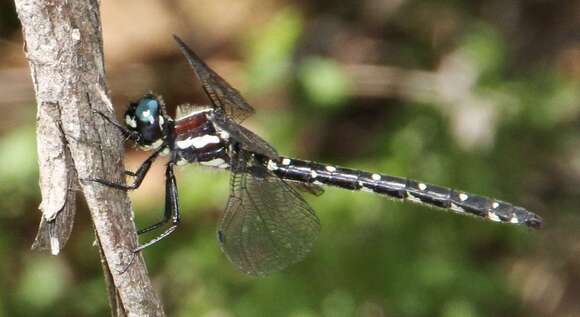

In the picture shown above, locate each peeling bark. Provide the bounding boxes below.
[31,101,77,255]
[14,0,165,316]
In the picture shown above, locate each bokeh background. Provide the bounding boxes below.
[1,1,580,316]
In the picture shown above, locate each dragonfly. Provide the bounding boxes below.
[89,35,543,276]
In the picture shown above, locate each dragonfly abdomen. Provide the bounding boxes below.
[267,157,543,229]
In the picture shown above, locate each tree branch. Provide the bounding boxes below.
[14,1,165,316]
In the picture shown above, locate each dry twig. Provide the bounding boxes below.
[14,1,165,316]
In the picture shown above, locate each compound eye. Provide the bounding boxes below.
[135,97,160,124]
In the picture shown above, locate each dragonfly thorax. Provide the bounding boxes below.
[173,107,231,168]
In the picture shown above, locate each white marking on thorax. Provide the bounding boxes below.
[125,115,137,128]
[216,129,230,140]
[371,173,381,181]
[509,215,519,224]
[492,202,499,209]
[176,135,220,149]
[282,158,291,165]
[459,193,469,201]
[310,170,318,178]
[159,116,165,127]
[418,183,427,191]
[325,166,336,172]
[267,160,279,171]
[200,158,228,168]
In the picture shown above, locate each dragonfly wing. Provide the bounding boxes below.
[290,182,325,196]
[218,150,321,276]
[210,113,278,159]
[173,35,254,123]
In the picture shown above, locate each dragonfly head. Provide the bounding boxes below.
[125,94,169,149]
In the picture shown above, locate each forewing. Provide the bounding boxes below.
[173,35,254,122]
[218,151,321,276]
[210,113,278,159]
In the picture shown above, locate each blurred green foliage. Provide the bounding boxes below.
[244,8,303,93]
[2,1,579,317]
[0,128,38,217]
[298,57,351,108]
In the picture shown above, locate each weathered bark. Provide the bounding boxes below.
[14,1,165,316]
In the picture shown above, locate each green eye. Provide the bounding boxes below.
[136,97,160,124]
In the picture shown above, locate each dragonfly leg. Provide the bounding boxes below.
[85,146,163,190]
[137,178,173,234]
[124,170,137,177]
[93,109,142,143]
[134,162,181,252]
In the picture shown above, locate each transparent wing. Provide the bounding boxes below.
[210,113,278,159]
[218,150,321,276]
[290,182,325,197]
[173,35,254,123]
